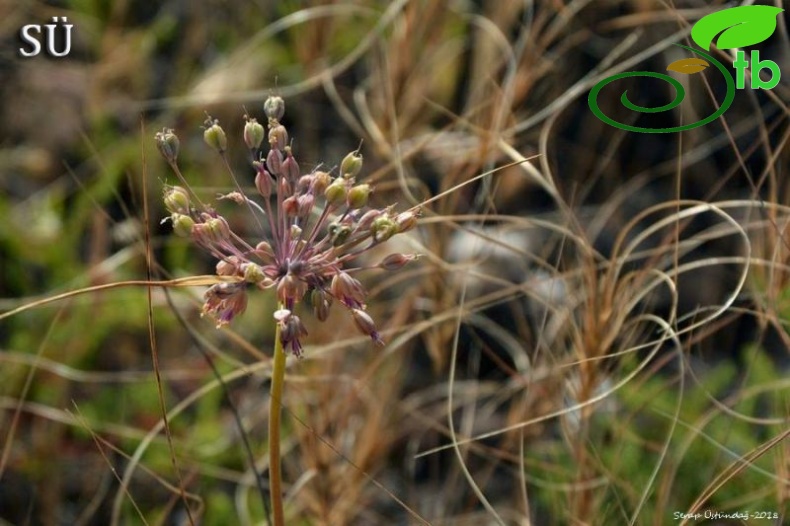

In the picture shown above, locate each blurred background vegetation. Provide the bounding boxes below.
[1,0,789,525]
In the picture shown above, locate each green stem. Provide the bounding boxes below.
[269,315,287,526]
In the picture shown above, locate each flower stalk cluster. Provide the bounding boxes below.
[155,97,419,356]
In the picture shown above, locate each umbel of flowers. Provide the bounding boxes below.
[155,96,418,356]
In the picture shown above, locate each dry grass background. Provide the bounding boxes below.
[1,0,789,525]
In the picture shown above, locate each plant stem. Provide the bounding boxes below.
[269,316,287,526]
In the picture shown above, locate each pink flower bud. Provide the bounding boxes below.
[282,147,300,184]
[216,256,242,276]
[254,241,275,264]
[356,209,382,230]
[297,194,314,218]
[283,195,299,217]
[269,124,288,151]
[395,209,419,232]
[254,163,273,198]
[351,308,384,346]
[267,148,283,176]
[331,272,365,308]
[277,273,306,304]
[379,253,418,271]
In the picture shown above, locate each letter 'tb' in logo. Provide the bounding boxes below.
[589,5,785,133]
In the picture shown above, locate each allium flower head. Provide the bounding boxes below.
[158,97,419,357]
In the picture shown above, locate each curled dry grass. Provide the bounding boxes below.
[1,1,789,525]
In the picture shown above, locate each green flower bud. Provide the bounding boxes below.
[171,213,195,237]
[331,225,352,246]
[370,216,397,242]
[243,117,265,150]
[340,150,363,179]
[243,262,266,283]
[324,180,347,205]
[155,128,180,163]
[264,96,285,121]
[347,184,371,209]
[164,185,190,214]
[205,216,231,242]
[203,119,227,152]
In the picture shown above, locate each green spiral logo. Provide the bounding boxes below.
[588,45,735,134]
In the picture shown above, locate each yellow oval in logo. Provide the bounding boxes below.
[667,57,710,74]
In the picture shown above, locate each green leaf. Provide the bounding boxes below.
[691,5,784,51]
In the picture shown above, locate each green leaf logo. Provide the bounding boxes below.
[691,5,784,51]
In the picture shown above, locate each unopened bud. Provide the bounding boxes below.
[312,171,331,195]
[243,263,266,283]
[264,96,285,121]
[351,308,384,346]
[254,162,273,198]
[203,119,227,153]
[297,194,314,218]
[205,216,231,243]
[310,289,332,322]
[356,209,382,230]
[379,253,418,271]
[283,147,299,183]
[324,180,347,205]
[370,216,397,242]
[216,256,242,276]
[267,148,283,176]
[347,184,371,209]
[331,272,365,307]
[298,174,314,192]
[244,117,265,150]
[395,209,419,232]
[283,195,299,217]
[254,241,275,264]
[155,128,180,163]
[269,124,288,151]
[171,213,195,237]
[331,225,352,246]
[340,150,363,179]
[277,273,306,304]
[164,185,190,214]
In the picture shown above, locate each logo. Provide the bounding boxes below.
[588,5,784,133]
